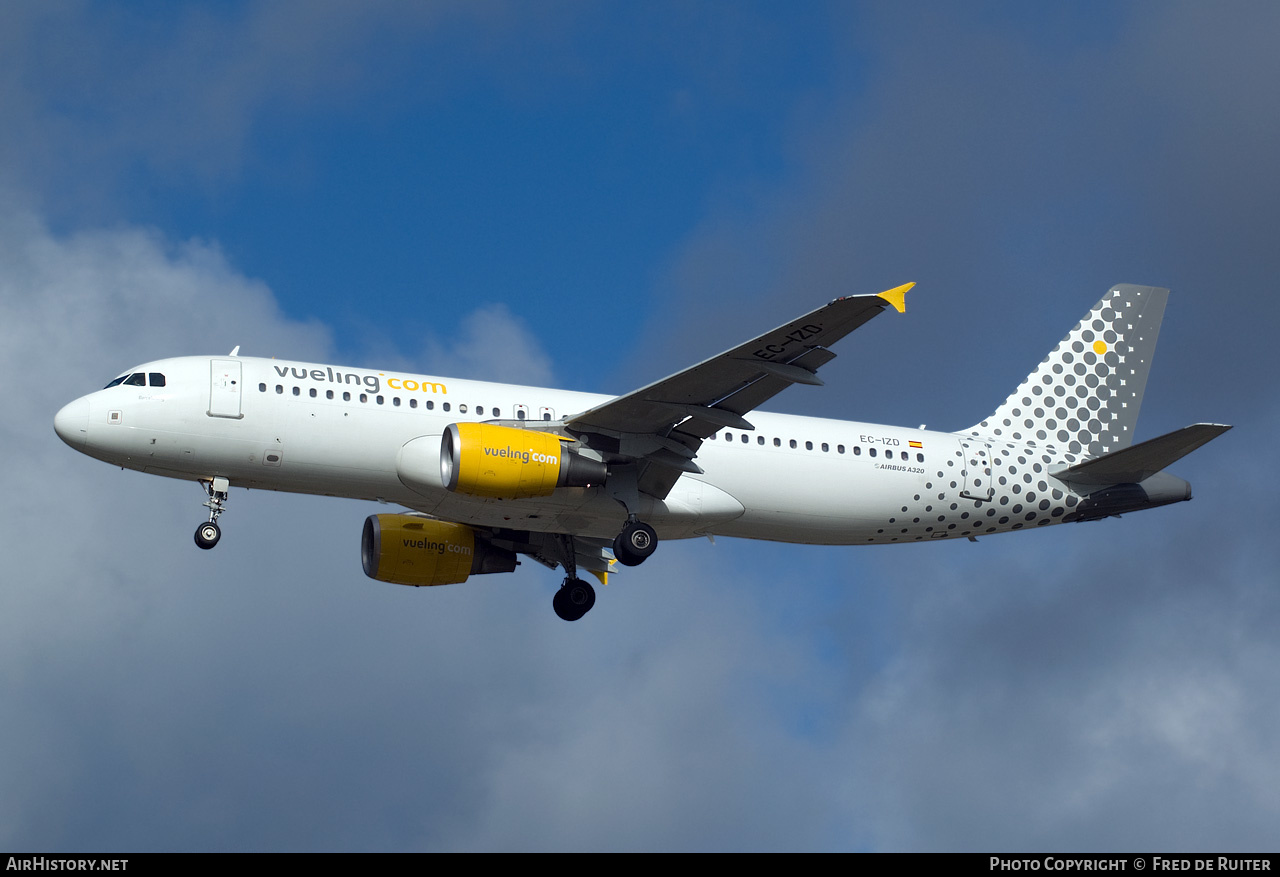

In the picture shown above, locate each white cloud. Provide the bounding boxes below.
[419,303,557,387]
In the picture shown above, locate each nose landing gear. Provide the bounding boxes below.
[194,477,230,550]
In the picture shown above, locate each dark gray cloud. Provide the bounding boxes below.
[613,0,1280,851]
[630,2,1277,428]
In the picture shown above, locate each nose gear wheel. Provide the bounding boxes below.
[194,521,221,549]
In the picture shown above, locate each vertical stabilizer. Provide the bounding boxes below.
[966,284,1168,457]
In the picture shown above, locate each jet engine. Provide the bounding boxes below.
[440,422,607,499]
[361,514,517,587]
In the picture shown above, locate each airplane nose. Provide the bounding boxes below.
[54,397,90,449]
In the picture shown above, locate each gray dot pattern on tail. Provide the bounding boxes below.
[970,286,1162,458]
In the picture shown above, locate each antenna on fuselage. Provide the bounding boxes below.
[228,346,240,356]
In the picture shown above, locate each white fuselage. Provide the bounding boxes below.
[55,355,1111,546]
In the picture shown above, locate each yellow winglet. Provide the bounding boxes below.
[876,282,915,314]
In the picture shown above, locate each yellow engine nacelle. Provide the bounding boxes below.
[440,422,607,499]
[361,514,516,587]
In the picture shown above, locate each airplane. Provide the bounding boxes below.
[54,283,1230,621]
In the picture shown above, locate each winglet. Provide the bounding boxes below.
[876,282,914,314]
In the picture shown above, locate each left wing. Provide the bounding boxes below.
[564,283,913,498]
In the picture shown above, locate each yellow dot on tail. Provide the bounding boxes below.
[1093,340,1107,355]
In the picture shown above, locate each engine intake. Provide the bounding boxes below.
[361,514,516,586]
[440,422,607,498]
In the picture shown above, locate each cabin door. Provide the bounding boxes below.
[960,440,993,500]
[208,360,243,419]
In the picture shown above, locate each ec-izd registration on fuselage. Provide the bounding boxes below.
[55,283,1231,621]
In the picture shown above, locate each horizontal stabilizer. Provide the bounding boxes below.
[1051,423,1231,488]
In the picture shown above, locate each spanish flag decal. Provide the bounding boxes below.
[909,441,923,449]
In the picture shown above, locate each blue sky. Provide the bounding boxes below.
[3,1,1278,852]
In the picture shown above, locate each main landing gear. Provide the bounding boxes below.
[550,519,657,621]
[194,477,229,550]
[552,533,597,622]
[553,578,596,622]
[612,518,657,567]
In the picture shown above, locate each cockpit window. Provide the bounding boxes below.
[105,372,166,389]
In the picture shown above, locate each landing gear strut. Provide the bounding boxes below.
[552,533,596,621]
[195,477,229,550]
[613,518,657,567]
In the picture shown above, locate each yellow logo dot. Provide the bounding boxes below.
[1093,340,1107,355]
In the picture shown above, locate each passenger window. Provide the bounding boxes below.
[854,446,862,455]
[741,434,748,444]
[789,439,797,449]
[837,445,845,454]
[442,402,450,412]
[309,388,317,398]
[293,387,300,396]
[870,447,877,457]
[410,398,418,409]
[725,432,733,442]
[326,390,334,400]
[343,391,351,402]
[773,437,781,447]
[360,393,368,403]
[543,412,551,421]
[259,383,267,392]
[516,409,526,420]
[757,436,765,445]
[805,441,813,451]
[460,404,468,414]
[376,395,384,405]
[393,397,401,407]
[276,385,284,394]
[917,453,924,462]
[491,408,500,418]
[124,373,145,387]
[148,373,166,387]
[426,400,434,410]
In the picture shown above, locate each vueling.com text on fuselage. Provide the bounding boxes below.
[271,364,447,396]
